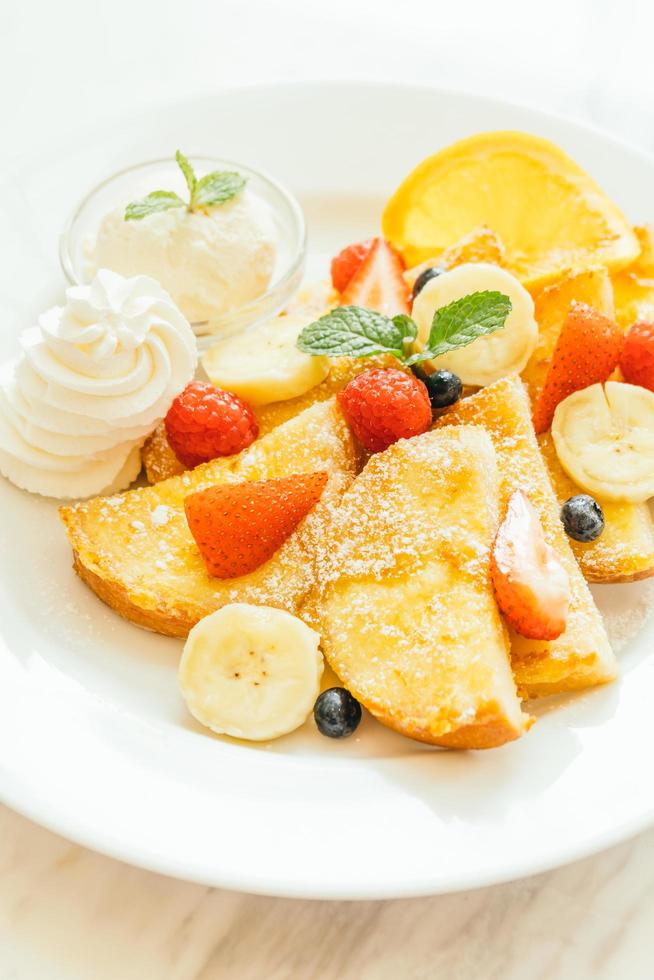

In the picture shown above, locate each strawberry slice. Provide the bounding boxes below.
[532,302,624,433]
[331,239,375,293]
[340,237,410,316]
[184,472,328,579]
[491,490,570,641]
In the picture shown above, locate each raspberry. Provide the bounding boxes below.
[337,368,432,453]
[184,472,328,578]
[165,382,258,469]
[620,321,654,392]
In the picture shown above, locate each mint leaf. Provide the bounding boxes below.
[296,292,512,367]
[297,306,414,358]
[124,151,246,220]
[175,149,196,198]
[124,190,186,221]
[407,290,512,365]
[192,171,246,209]
[391,314,418,345]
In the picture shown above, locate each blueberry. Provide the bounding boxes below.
[422,369,462,409]
[560,494,605,542]
[411,266,445,301]
[314,687,362,738]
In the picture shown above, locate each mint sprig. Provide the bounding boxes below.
[125,150,246,221]
[297,291,511,367]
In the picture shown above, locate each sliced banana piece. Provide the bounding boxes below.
[552,381,654,503]
[412,263,538,386]
[201,314,331,406]
[179,603,324,741]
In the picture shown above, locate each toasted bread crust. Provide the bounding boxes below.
[71,551,193,637]
[436,376,618,699]
[313,427,531,749]
[62,400,359,637]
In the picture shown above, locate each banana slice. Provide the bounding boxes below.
[179,603,324,741]
[201,314,331,406]
[412,263,538,386]
[552,381,654,503]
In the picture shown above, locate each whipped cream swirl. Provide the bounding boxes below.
[0,269,197,498]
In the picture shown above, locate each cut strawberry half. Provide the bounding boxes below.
[491,490,570,641]
[184,471,328,579]
[339,237,410,316]
[330,239,375,294]
[532,302,624,433]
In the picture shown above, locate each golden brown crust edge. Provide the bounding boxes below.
[72,551,194,637]
[360,697,531,750]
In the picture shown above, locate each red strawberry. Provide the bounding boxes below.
[331,239,375,293]
[532,303,624,433]
[620,320,654,391]
[340,238,410,316]
[337,367,432,453]
[491,490,570,641]
[184,472,328,578]
[165,382,258,469]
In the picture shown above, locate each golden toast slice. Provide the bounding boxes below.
[435,376,617,698]
[538,430,654,583]
[311,426,531,749]
[142,353,400,485]
[61,400,358,638]
[524,267,654,583]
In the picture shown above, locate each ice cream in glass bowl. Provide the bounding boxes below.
[60,153,306,346]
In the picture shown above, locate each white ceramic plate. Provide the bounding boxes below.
[2,83,654,900]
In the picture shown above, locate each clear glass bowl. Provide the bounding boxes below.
[59,157,306,347]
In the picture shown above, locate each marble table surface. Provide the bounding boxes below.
[2,1,654,976]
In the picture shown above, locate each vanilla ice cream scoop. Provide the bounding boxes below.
[0,269,197,499]
[93,189,277,323]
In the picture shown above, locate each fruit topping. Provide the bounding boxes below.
[382,131,639,287]
[552,381,654,503]
[412,263,536,386]
[421,369,462,409]
[531,302,624,434]
[336,368,431,452]
[331,238,375,293]
[491,489,570,641]
[314,687,362,738]
[411,266,445,301]
[184,471,328,578]
[201,313,331,406]
[179,604,324,741]
[620,320,654,392]
[560,494,605,543]
[165,381,259,469]
[339,237,410,316]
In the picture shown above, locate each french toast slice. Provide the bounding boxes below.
[61,400,358,638]
[435,376,617,698]
[311,426,531,749]
[142,353,401,485]
[523,267,654,583]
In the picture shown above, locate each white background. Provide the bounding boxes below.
[2,1,654,977]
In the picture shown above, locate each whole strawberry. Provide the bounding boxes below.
[620,321,654,391]
[185,471,328,578]
[337,368,432,452]
[165,381,258,469]
[532,302,623,434]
